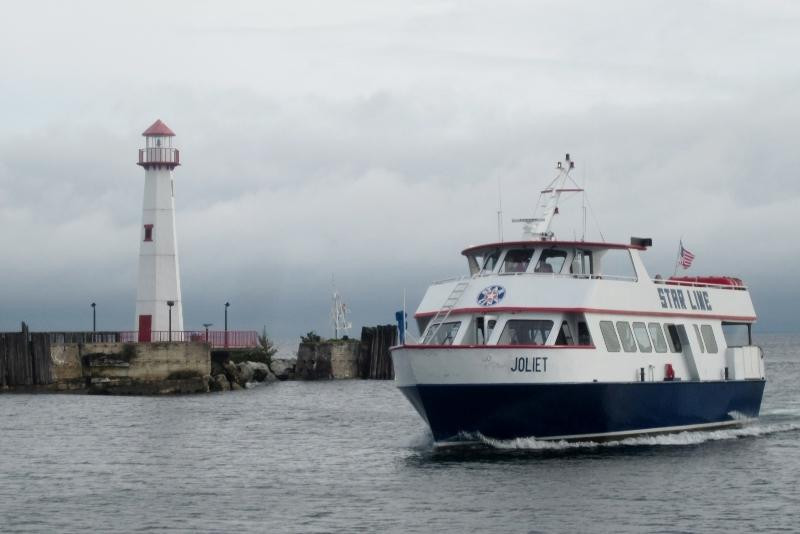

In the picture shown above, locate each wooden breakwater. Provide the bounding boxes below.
[0,323,53,388]
[359,325,397,380]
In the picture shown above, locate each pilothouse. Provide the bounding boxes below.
[391,154,765,443]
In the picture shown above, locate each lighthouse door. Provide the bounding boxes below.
[138,315,152,342]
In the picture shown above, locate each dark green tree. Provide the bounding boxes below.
[257,326,278,364]
[301,331,322,343]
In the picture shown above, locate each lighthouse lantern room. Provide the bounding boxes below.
[135,119,184,341]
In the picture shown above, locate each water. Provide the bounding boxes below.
[1,334,799,533]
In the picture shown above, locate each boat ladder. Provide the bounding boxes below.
[423,280,470,343]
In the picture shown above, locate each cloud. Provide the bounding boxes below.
[0,0,798,339]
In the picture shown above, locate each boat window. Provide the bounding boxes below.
[693,324,706,353]
[473,317,496,345]
[466,254,482,275]
[498,320,554,345]
[501,249,535,273]
[422,322,461,345]
[481,250,502,273]
[664,324,682,353]
[631,322,652,353]
[616,321,637,352]
[475,317,486,344]
[577,322,592,345]
[722,322,750,347]
[535,250,567,274]
[555,321,575,346]
[648,323,668,353]
[486,319,497,343]
[570,250,593,276]
[700,325,718,353]
[599,321,621,352]
[598,249,637,281]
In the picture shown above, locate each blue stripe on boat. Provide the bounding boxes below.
[399,380,766,442]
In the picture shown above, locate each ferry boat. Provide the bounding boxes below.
[391,154,765,443]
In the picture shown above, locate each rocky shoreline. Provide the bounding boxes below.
[1,325,398,395]
[208,357,297,391]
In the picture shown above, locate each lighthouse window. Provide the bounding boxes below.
[143,224,153,242]
[535,250,567,274]
[615,321,637,353]
[498,320,554,345]
[632,322,652,353]
[648,323,668,353]
[501,249,535,273]
[599,321,621,352]
[700,325,718,353]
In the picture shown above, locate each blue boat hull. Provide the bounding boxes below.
[399,380,766,442]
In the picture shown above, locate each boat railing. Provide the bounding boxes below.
[652,278,748,291]
[431,272,638,285]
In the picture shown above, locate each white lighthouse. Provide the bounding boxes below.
[135,119,184,341]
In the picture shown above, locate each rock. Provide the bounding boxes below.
[269,358,297,380]
[209,374,230,392]
[222,359,243,385]
[251,362,277,382]
[236,362,255,383]
[231,382,244,391]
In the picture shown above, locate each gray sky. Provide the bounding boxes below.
[1,0,798,345]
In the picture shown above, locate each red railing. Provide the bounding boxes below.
[46,331,258,347]
[122,330,258,348]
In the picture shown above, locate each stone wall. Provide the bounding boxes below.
[296,340,360,380]
[80,341,211,394]
[50,343,84,390]
[331,341,360,378]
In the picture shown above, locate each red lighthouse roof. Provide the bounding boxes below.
[142,119,175,137]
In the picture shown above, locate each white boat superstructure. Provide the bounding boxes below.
[391,155,765,442]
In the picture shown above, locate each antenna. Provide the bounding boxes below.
[512,153,583,241]
[497,175,504,242]
[581,157,587,241]
[330,276,352,339]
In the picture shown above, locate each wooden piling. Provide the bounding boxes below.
[358,324,397,380]
[0,323,54,387]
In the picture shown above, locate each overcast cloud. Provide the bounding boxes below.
[1,0,798,346]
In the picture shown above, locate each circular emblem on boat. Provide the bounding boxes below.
[477,285,506,307]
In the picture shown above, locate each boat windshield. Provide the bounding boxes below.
[466,254,483,275]
[481,250,502,273]
[498,320,554,345]
[535,250,567,273]
[501,249,535,273]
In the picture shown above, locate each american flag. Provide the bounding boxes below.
[678,241,695,269]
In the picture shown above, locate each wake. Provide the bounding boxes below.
[476,420,800,450]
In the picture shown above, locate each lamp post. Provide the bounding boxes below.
[91,302,96,333]
[224,302,230,347]
[167,300,175,342]
[203,323,213,344]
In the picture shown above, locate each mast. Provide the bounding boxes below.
[513,153,584,241]
[330,282,352,339]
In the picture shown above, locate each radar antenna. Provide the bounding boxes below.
[513,153,584,241]
[330,279,352,339]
